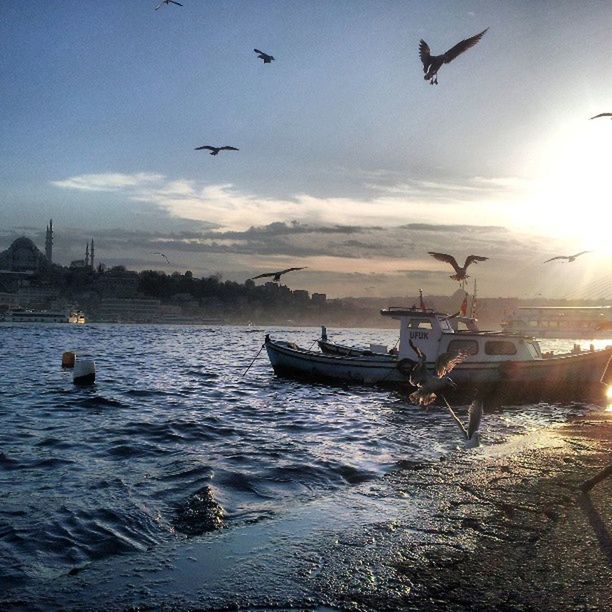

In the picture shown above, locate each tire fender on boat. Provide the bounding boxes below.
[396,358,417,377]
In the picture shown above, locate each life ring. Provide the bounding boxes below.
[396,358,416,377]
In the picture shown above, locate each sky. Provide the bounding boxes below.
[1,0,611,299]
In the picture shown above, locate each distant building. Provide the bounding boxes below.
[0,236,52,273]
[96,297,160,323]
[292,289,310,302]
[312,293,327,305]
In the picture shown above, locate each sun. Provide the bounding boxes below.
[521,120,612,256]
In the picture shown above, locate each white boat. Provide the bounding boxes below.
[501,306,612,339]
[264,307,612,402]
[2,308,69,323]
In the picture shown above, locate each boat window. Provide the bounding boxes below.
[485,340,517,355]
[407,319,433,330]
[447,339,479,355]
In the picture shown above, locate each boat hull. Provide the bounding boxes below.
[266,338,612,403]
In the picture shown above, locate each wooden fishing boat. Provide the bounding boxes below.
[265,308,612,402]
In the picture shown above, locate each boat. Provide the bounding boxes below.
[2,308,69,323]
[501,306,612,339]
[264,307,612,402]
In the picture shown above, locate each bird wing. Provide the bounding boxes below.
[442,28,488,64]
[219,146,239,151]
[590,113,612,119]
[254,48,265,55]
[571,250,590,259]
[408,338,426,362]
[543,256,566,263]
[195,145,216,151]
[249,272,276,280]
[464,255,488,268]
[428,252,461,274]
[169,0,183,5]
[418,40,431,70]
[467,400,483,440]
[278,267,307,275]
[436,351,467,378]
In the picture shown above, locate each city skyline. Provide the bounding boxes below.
[1,1,611,299]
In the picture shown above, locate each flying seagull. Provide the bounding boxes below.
[254,48,275,64]
[428,252,488,283]
[442,397,483,448]
[589,113,612,120]
[419,28,488,84]
[152,251,171,265]
[407,339,468,406]
[249,267,307,283]
[194,145,239,156]
[155,0,183,10]
[543,251,591,263]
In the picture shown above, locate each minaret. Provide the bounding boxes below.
[90,239,95,270]
[45,219,53,262]
[85,242,89,267]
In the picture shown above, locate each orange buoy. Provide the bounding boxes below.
[62,351,76,368]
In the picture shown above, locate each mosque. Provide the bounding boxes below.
[0,220,95,274]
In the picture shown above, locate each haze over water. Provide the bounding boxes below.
[1,323,608,607]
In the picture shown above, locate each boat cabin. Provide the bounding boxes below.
[380,307,542,363]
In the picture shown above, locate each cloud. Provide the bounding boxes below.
[51,172,164,192]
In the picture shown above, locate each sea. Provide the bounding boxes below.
[0,323,610,609]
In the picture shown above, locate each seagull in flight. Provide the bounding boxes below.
[155,0,183,10]
[543,251,591,263]
[589,113,612,120]
[419,28,488,84]
[153,252,171,265]
[428,252,488,283]
[249,267,307,283]
[442,397,483,448]
[407,340,468,406]
[195,145,239,156]
[254,48,275,64]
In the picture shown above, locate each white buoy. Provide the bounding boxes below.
[73,358,95,385]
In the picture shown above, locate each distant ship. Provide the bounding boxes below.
[501,306,612,339]
[2,308,69,323]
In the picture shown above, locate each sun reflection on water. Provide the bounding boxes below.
[606,385,612,412]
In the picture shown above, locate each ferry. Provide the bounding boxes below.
[2,308,69,323]
[501,306,612,339]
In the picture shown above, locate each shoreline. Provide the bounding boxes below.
[2,409,610,610]
[309,409,612,611]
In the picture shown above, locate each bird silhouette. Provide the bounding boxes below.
[155,0,183,10]
[428,252,488,283]
[419,28,488,84]
[407,340,468,406]
[194,145,239,156]
[152,252,171,265]
[249,267,307,283]
[589,113,612,120]
[442,397,483,448]
[254,48,275,64]
[543,251,591,263]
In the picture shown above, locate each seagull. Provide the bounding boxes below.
[155,0,183,10]
[419,28,488,85]
[428,252,488,283]
[543,251,591,263]
[195,145,239,156]
[152,252,171,265]
[254,48,275,64]
[589,113,612,120]
[407,339,467,406]
[249,267,307,283]
[442,397,483,448]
